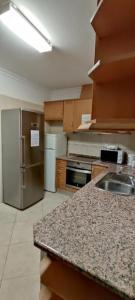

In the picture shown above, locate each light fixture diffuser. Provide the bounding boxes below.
[0,1,52,53]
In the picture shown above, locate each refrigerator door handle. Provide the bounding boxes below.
[21,135,26,167]
[21,168,26,189]
[24,162,44,168]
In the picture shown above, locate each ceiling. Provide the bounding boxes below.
[0,0,96,89]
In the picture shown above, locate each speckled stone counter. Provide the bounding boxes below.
[56,154,100,165]
[34,164,135,300]
[56,154,124,168]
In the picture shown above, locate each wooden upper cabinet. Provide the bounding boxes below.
[63,100,74,132]
[63,99,92,132]
[89,0,135,131]
[44,101,64,121]
[91,0,135,38]
[73,99,92,131]
[80,84,93,99]
[88,52,135,84]
[44,97,93,132]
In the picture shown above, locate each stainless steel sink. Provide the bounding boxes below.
[95,172,135,196]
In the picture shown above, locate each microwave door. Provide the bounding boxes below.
[101,150,118,163]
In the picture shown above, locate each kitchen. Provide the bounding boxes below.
[0,0,135,300]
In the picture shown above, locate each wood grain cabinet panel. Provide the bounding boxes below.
[41,257,121,300]
[80,84,93,99]
[63,100,74,132]
[73,99,92,131]
[44,101,64,121]
[89,0,135,131]
[63,99,92,133]
[92,165,107,179]
[56,159,67,189]
[56,159,78,193]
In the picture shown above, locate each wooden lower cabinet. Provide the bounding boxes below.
[40,286,62,300]
[92,165,107,179]
[40,256,121,300]
[56,159,67,189]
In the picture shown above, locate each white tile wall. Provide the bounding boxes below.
[45,122,63,133]
[68,132,135,157]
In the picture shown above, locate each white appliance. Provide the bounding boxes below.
[44,133,67,192]
[127,153,135,167]
[101,149,125,164]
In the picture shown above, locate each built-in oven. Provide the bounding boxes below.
[66,161,91,188]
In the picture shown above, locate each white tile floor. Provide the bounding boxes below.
[0,191,72,300]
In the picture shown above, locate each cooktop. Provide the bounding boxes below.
[68,154,99,164]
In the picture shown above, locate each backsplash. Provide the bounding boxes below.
[45,121,63,133]
[68,132,135,157]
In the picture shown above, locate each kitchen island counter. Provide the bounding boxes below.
[34,164,135,300]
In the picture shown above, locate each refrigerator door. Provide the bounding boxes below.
[21,163,44,209]
[45,133,57,150]
[45,149,56,192]
[45,133,67,154]
[21,110,44,208]
[21,110,44,167]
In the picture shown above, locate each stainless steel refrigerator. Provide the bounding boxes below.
[1,109,44,209]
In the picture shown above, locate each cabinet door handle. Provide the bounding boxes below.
[21,136,26,167]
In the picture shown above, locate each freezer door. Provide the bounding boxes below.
[21,163,44,209]
[21,110,44,166]
[45,133,67,154]
[45,149,56,192]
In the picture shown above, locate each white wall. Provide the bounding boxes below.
[48,86,81,101]
[0,67,50,103]
[0,95,43,203]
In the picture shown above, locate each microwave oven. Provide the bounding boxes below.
[100,149,125,164]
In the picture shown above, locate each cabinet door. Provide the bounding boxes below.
[73,99,92,131]
[44,101,64,121]
[63,100,74,132]
[92,165,107,179]
[56,159,67,189]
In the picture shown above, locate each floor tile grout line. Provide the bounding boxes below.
[2,270,40,282]
[0,193,70,289]
[0,214,17,286]
[9,241,35,246]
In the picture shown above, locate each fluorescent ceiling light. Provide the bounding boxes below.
[0,1,52,53]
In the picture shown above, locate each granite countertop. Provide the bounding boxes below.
[56,154,120,168]
[34,164,135,300]
[56,155,100,165]
[57,155,109,166]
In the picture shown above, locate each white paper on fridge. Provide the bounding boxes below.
[30,130,40,147]
[81,114,91,124]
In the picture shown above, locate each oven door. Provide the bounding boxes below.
[66,167,91,188]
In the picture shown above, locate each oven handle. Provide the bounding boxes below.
[66,167,91,174]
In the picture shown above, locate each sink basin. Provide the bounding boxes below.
[95,172,135,196]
